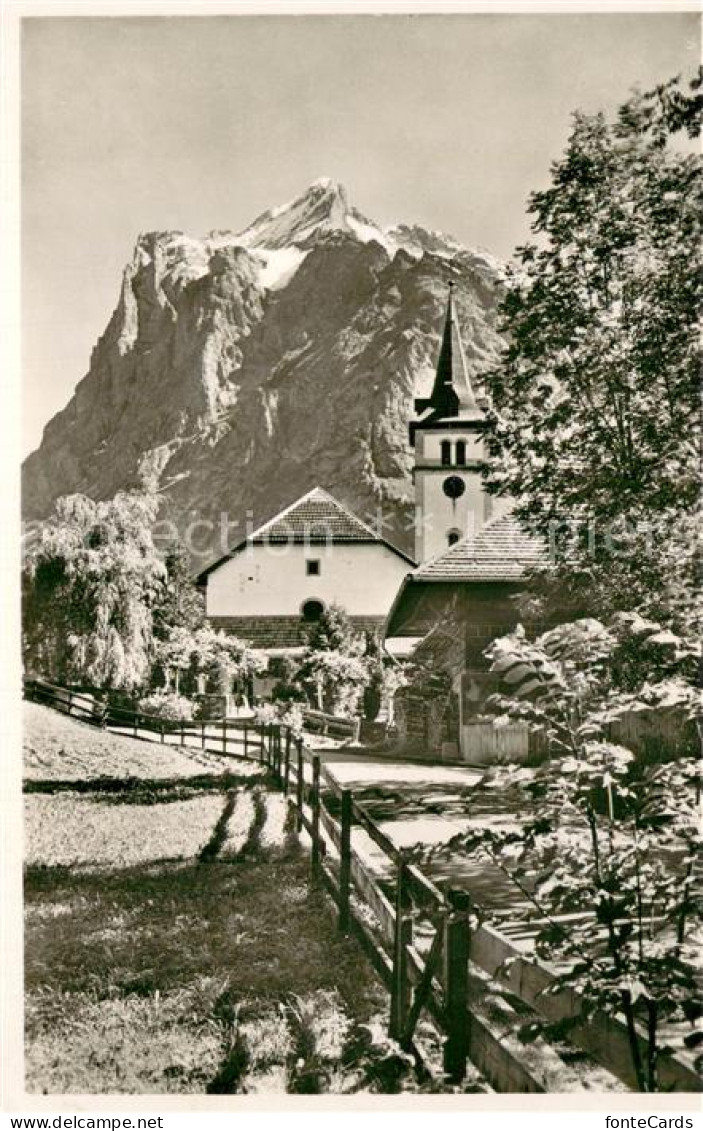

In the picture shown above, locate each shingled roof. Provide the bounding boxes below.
[196,487,415,582]
[251,487,382,543]
[412,514,548,583]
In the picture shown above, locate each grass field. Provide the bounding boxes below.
[24,704,451,1095]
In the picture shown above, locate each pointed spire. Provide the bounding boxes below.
[414,283,479,418]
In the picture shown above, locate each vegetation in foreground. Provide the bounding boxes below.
[23,705,451,1095]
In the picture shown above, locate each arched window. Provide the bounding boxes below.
[447,528,462,547]
[440,440,452,466]
[301,599,325,622]
[456,440,466,466]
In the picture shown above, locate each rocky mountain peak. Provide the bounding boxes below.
[234,176,390,254]
[23,181,507,566]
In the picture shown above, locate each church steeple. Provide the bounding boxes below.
[414,283,480,419]
[409,282,491,563]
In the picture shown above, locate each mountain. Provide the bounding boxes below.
[22,178,506,567]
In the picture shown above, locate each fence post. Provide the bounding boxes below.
[133,711,138,739]
[160,723,165,744]
[283,730,291,795]
[244,722,249,759]
[259,723,265,765]
[201,719,206,750]
[338,789,353,933]
[443,888,471,1085]
[311,754,321,878]
[390,856,414,1040]
[180,719,185,747]
[223,719,227,757]
[296,738,304,833]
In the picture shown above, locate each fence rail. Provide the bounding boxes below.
[23,677,263,758]
[300,707,361,742]
[23,677,700,1093]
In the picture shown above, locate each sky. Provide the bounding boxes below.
[21,10,699,456]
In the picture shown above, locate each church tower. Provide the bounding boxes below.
[410,283,493,563]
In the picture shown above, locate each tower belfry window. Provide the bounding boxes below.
[441,440,452,466]
[456,440,466,466]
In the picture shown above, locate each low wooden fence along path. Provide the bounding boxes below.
[24,677,700,1093]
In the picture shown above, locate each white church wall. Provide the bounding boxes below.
[415,430,483,464]
[206,541,410,618]
[415,468,486,561]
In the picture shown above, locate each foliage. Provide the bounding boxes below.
[153,626,198,693]
[362,632,384,722]
[154,624,263,696]
[295,605,367,716]
[302,604,358,653]
[152,541,204,638]
[297,649,368,717]
[431,615,701,1090]
[138,690,195,723]
[482,71,702,629]
[23,488,165,690]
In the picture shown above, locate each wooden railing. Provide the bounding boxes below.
[24,677,700,1093]
[300,707,361,742]
[257,730,701,1094]
[23,677,263,758]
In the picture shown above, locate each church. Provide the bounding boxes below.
[196,486,415,655]
[196,282,545,755]
[386,280,544,650]
[384,282,547,760]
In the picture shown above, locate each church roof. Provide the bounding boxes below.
[413,514,548,583]
[413,283,484,424]
[195,487,416,582]
[251,487,380,543]
[384,515,549,639]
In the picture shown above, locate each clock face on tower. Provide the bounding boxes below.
[443,475,466,500]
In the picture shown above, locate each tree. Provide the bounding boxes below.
[23,488,165,690]
[153,625,197,693]
[152,541,204,639]
[482,71,702,629]
[303,603,358,653]
[362,631,384,722]
[190,625,264,697]
[297,604,366,715]
[426,616,700,1091]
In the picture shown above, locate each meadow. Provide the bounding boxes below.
[23,703,444,1095]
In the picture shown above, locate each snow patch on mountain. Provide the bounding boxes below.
[254,247,309,291]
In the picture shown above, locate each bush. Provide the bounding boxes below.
[138,691,194,722]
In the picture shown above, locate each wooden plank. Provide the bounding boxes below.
[311,755,321,876]
[401,925,445,1049]
[406,862,444,909]
[314,800,397,947]
[443,889,471,1082]
[390,859,414,1041]
[471,923,701,1092]
[351,799,399,860]
[465,1006,546,1093]
[339,789,352,933]
[296,740,304,833]
[319,763,342,796]
[319,802,341,849]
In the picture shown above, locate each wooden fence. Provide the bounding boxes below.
[300,707,361,743]
[23,677,264,759]
[23,677,700,1093]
